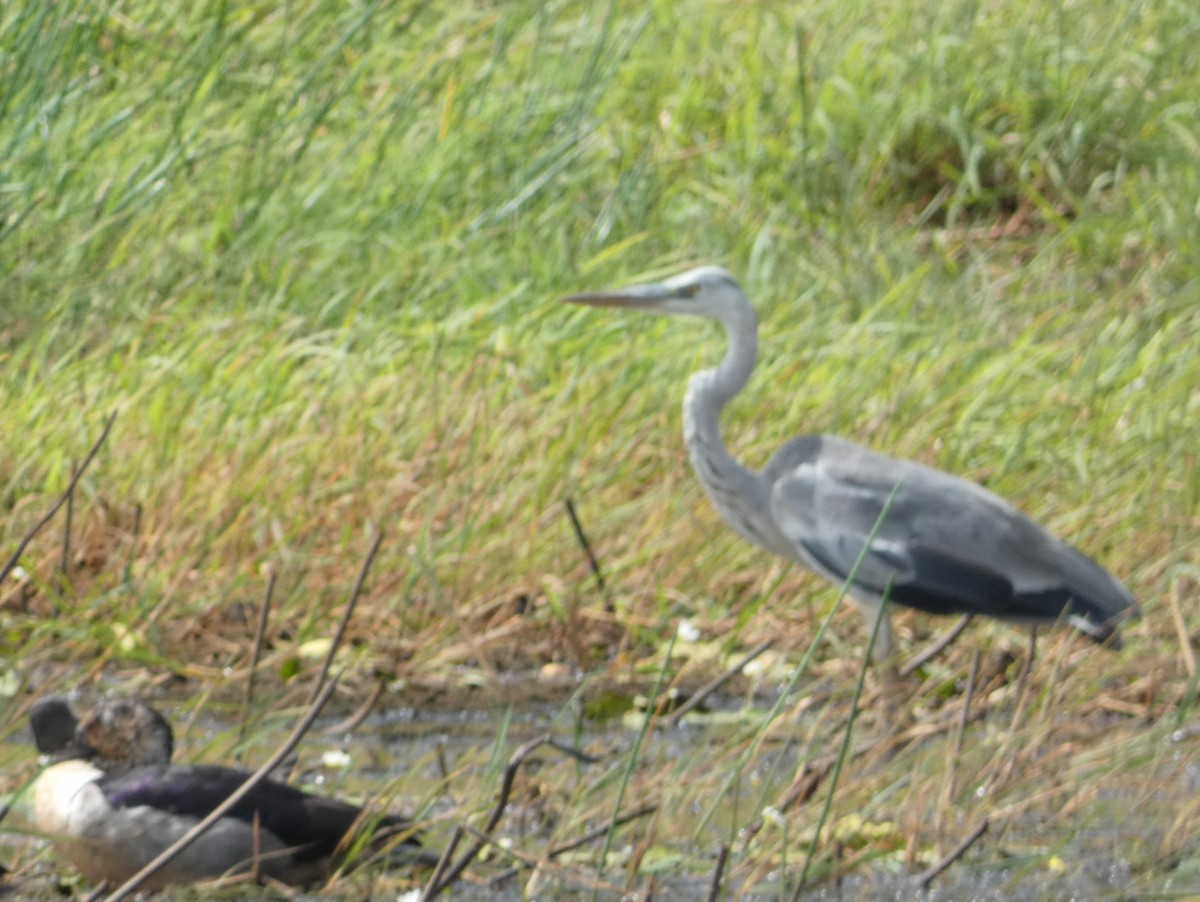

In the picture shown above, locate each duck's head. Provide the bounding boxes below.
[73,698,175,771]
[32,697,175,772]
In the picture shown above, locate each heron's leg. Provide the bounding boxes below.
[852,600,914,721]
[852,598,895,663]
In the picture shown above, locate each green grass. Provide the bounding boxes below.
[2,0,1199,897]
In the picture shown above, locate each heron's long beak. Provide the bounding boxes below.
[561,282,682,310]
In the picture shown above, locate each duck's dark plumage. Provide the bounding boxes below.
[29,696,79,755]
[96,762,409,864]
[21,696,430,889]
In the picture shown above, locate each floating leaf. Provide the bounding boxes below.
[585,690,636,721]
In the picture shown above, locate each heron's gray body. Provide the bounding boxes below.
[567,266,1139,657]
[764,434,1134,647]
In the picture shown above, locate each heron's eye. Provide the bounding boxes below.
[682,284,700,298]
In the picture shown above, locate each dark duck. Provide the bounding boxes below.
[23,696,428,889]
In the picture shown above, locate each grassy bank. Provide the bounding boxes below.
[2,0,1198,896]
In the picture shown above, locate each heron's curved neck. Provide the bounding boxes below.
[684,305,758,434]
[682,303,775,540]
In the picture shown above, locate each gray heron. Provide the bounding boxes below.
[563,266,1139,660]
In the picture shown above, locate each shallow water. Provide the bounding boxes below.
[4,681,1196,900]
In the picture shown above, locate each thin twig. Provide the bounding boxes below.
[983,629,1041,797]
[935,648,981,841]
[546,737,602,765]
[458,823,541,868]
[59,458,76,582]
[307,528,384,706]
[600,630,676,873]
[436,740,450,783]
[422,824,464,900]
[777,760,832,813]
[900,614,972,676]
[1,411,117,585]
[324,678,386,736]
[667,639,774,726]
[917,818,989,888]
[705,844,730,902]
[560,804,657,858]
[942,649,980,807]
[249,811,262,884]
[793,593,889,899]
[1006,627,1038,733]
[564,498,611,612]
[421,734,556,899]
[1169,575,1196,677]
[101,674,343,902]
[237,571,276,765]
[125,503,142,576]
[487,804,658,887]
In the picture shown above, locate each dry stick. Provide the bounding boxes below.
[947,650,981,799]
[546,737,603,765]
[459,824,541,868]
[435,740,450,782]
[705,844,730,902]
[1,411,117,585]
[1033,624,1072,726]
[792,592,890,901]
[900,614,973,677]
[935,649,981,839]
[1168,576,1196,678]
[59,458,76,582]
[237,571,276,766]
[917,818,989,888]
[101,674,343,902]
[126,503,142,573]
[546,804,656,858]
[984,628,1040,797]
[307,528,384,706]
[667,639,774,727]
[600,630,676,879]
[420,734,554,900]
[488,804,658,887]
[249,811,263,885]
[324,678,386,735]
[423,825,464,899]
[1006,627,1038,733]
[564,498,612,612]
[638,877,657,902]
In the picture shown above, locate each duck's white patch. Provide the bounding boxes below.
[27,761,321,889]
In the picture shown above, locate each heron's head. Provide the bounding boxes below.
[561,266,749,321]
[67,698,175,770]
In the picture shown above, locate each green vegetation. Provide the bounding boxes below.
[2,0,1198,897]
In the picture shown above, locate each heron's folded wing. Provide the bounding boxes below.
[768,452,1073,619]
